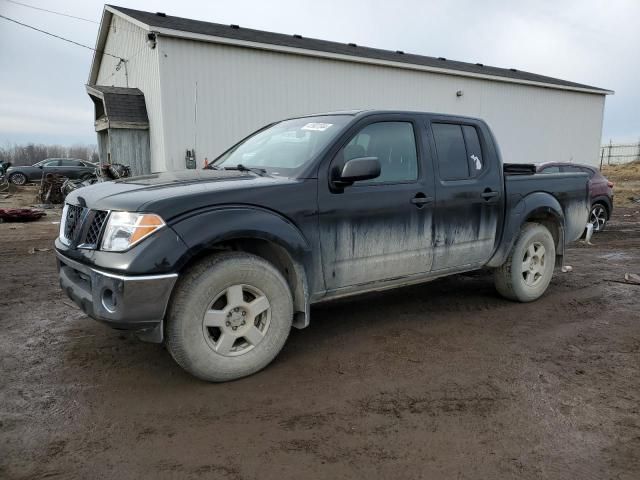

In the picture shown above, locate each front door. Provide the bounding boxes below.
[427,119,503,270]
[318,116,435,291]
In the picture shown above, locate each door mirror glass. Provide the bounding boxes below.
[337,157,381,185]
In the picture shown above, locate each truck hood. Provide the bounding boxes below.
[67,169,299,220]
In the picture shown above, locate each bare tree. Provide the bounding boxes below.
[0,143,98,166]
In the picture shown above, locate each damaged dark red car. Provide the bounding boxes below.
[537,162,614,232]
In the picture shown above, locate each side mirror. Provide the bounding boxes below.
[38,165,44,169]
[334,157,380,187]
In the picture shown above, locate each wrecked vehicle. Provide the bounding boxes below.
[55,110,590,382]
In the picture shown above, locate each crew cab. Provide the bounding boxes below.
[55,111,590,382]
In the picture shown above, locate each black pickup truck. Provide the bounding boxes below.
[56,111,590,382]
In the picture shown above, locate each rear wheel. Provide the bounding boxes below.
[495,222,556,302]
[166,252,293,382]
[589,203,608,232]
[9,172,27,185]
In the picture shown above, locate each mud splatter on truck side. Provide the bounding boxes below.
[56,110,592,381]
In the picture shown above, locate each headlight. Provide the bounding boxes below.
[101,212,165,252]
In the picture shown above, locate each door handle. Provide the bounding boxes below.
[481,189,499,200]
[410,194,433,207]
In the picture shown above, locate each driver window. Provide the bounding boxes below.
[336,121,418,184]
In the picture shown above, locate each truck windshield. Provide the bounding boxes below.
[213,115,352,176]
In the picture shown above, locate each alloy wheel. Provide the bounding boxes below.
[522,242,546,287]
[10,173,26,185]
[202,284,271,357]
[590,205,607,232]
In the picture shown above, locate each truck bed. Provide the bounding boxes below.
[504,171,590,243]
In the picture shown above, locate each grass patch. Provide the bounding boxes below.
[602,161,640,207]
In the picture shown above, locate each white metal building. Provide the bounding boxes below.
[88,5,612,174]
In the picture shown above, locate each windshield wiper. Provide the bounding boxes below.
[222,164,268,176]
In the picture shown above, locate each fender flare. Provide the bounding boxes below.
[170,206,313,328]
[487,192,565,267]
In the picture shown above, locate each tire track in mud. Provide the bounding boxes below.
[1,209,639,479]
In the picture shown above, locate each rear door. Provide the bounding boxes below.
[427,118,503,271]
[59,159,85,178]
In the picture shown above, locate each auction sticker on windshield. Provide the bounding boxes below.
[301,123,333,131]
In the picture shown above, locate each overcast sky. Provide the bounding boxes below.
[0,0,638,147]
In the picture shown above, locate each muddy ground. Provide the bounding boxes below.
[1,198,639,479]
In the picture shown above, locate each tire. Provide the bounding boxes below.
[494,222,556,302]
[9,172,27,185]
[166,252,293,382]
[589,203,608,233]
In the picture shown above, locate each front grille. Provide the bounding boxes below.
[63,204,85,242]
[62,205,109,249]
[84,211,108,246]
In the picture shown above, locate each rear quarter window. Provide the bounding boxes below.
[462,125,483,172]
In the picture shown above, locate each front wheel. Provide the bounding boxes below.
[166,252,293,382]
[494,222,556,302]
[9,172,27,185]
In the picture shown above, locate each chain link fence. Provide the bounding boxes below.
[600,141,640,166]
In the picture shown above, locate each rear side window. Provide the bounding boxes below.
[580,167,596,178]
[540,166,560,174]
[432,123,484,180]
[60,159,81,166]
[432,124,468,180]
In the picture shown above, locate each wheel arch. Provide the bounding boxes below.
[488,192,565,268]
[171,207,313,329]
[9,171,28,183]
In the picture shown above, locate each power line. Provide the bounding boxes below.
[0,13,123,60]
[1,0,98,24]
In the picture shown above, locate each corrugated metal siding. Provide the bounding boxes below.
[157,37,605,170]
[107,129,151,175]
[95,16,165,171]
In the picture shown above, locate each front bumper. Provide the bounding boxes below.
[56,251,178,343]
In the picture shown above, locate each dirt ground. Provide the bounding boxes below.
[1,192,639,479]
